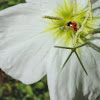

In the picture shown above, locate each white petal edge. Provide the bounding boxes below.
[0,3,55,84]
[26,0,89,11]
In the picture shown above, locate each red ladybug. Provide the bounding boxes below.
[67,21,78,31]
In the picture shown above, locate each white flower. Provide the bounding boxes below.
[0,0,100,100]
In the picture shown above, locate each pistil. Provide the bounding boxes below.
[42,16,63,20]
[74,12,90,46]
[88,0,93,21]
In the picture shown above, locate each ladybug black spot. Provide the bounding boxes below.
[74,28,77,31]
[74,25,76,27]
[74,28,76,30]
[67,21,72,26]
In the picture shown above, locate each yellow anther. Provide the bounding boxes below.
[73,0,76,14]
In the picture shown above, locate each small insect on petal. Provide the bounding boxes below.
[66,21,79,31]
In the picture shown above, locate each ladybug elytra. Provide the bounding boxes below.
[67,21,78,32]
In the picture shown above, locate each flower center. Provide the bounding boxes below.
[42,0,100,75]
[42,0,98,48]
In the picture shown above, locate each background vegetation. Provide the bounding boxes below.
[0,0,25,10]
[0,69,49,100]
[0,0,100,100]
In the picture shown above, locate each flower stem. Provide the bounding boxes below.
[75,43,88,49]
[75,51,88,75]
[88,42,100,53]
[54,43,88,50]
[54,46,73,49]
[55,43,88,75]
[88,0,93,21]
[91,31,100,34]
[59,51,73,73]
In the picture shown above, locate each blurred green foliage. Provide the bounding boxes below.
[0,77,50,100]
[0,0,50,100]
[0,0,25,10]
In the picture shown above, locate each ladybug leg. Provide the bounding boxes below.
[73,0,77,14]
[88,0,93,21]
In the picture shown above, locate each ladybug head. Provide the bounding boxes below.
[66,21,72,26]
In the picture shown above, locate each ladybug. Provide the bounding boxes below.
[67,21,78,32]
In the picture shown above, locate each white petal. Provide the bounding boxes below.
[92,0,100,9]
[77,0,99,8]
[47,34,100,100]
[0,4,54,84]
[47,47,72,100]
[77,0,88,8]
[26,0,99,14]
[93,0,100,18]
[26,0,75,14]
